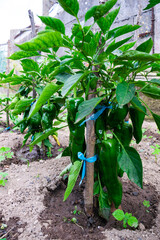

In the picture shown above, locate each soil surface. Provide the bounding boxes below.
[0,115,160,240]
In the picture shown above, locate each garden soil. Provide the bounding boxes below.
[0,115,160,240]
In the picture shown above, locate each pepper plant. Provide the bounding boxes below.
[5,0,160,220]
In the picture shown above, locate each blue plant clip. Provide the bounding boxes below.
[78,152,97,185]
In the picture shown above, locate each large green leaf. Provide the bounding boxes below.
[58,0,79,17]
[0,75,32,85]
[8,50,40,60]
[118,146,143,188]
[108,25,140,39]
[38,16,65,34]
[141,85,160,99]
[98,36,132,61]
[136,38,153,53]
[118,50,160,61]
[12,99,34,115]
[151,112,160,131]
[64,161,83,201]
[61,73,82,96]
[97,8,120,34]
[21,59,40,72]
[119,42,136,52]
[29,127,64,151]
[16,32,63,52]
[61,71,93,97]
[28,83,62,119]
[85,0,117,22]
[116,82,135,106]
[75,97,104,123]
[150,79,160,86]
[130,96,146,114]
[144,0,160,10]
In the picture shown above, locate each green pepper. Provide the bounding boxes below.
[108,104,128,128]
[114,122,133,146]
[98,138,122,209]
[129,106,146,144]
[66,98,85,163]
[20,106,30,133]
[28,111,41,133]
[41,103,57,130]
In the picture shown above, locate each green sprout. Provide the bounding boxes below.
[112,209,138,229]
[150,144,160,163]
[0,147,14,162]
[0,172,8,186]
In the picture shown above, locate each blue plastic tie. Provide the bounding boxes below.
[80,104,112,126]
[78,152,97,185]
[31,135,34,142]
[5,127,10,131]
[125,121,129,124]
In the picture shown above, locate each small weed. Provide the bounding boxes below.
[142,128,147,134]
[0,172,8,186]
[150,144,160,163]
[143,200,150,208]
[143,200,150,213]
[112,209,138,229]
[46,151,53,157]
[0,147,14,162]
[1,223,7,230]
[58,148,63,152]
[73,205,82,215]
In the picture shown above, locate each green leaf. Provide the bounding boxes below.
[141,85,160,99]
[21,59,40,72]
[0,75,32,85]
[75,97,104,123]
[130,96,147,114]
[16,32,63,52]
[64,161,83,201]
[38,16,65,34]
[58,0,79,17]
[116,82,135,106]
[151,112,160,131]
[127,216,138,228]
[29,127,63,151]
[136,38,153,53]
[97,8,120,34]
[112,209,125,221]
[29,82,62,119]
[61,73,82,96]
[12,99,34,115]
[108,25,140,39]
[61,71,93,97]
[82,38,98,57]
[85,0,117,22]
[118,146,143,188]
[98,36,132,61]
[8,50,40,60]
[118,50,160,61]
[119,42,136,52]
[144,0,160,10]
[150,79,160,86]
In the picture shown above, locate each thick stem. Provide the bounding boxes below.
[84,91,96,216]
